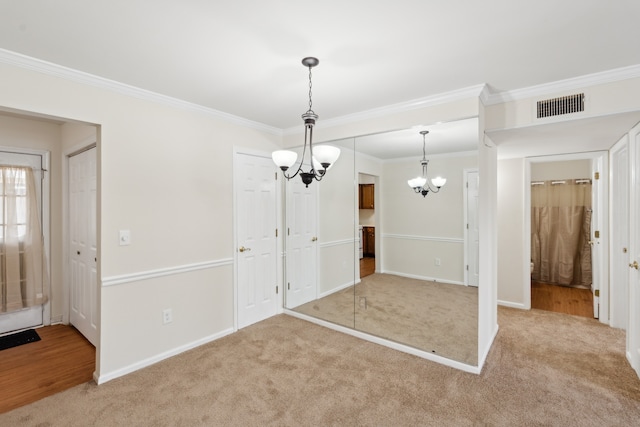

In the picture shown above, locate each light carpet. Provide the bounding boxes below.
[2,307,639,426]
[295,273,478,365]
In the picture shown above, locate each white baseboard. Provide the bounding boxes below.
[95,327,235,384]
[497,300,527,309]
[382,270,464,286]
[284,309,481,374]
[318,280,356,298]
[478,324,499,371]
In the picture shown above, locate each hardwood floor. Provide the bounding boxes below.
[360,256,375,278]
[531,281,594,318]
[0,324,95,414]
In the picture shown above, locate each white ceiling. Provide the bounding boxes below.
[1,1,640,154]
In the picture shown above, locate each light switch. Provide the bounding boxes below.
[119,230,131,246]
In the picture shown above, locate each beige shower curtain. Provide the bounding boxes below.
[1,166,48,313]
[531,180,592,288]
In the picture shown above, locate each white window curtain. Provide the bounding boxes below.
[1,166,48,313]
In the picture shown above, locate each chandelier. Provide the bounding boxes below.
[407,130,446,197]
[272,57,340,187]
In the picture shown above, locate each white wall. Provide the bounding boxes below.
[0,61,282,382]
[531,160,591,181]
[489,76,640,309]
[381,154,478,283]
[497,158,527,307]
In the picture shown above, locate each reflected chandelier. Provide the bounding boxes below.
[407,130,446,197]
[272,57,340,187]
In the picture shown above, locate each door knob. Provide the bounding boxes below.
[77,250,80,255]
[630,260,639,270]
[239,246,251,253]
[311,237,318,242]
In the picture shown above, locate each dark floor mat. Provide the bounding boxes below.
[0,329,41,351]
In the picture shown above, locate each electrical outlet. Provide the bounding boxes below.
[162,308,173,324]
[435,258,441,266]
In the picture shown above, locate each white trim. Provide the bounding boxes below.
[284,85,488,135]
[485,64,640,106]
[0,48,281,136]
[102,259,233,287]
[477,324,499,370]
[284,310,481,374]
[380,270,464,286]
[319,238,355,248]
[95,327,235,384]
[318,280,356,299]
[497,300,527,309]
[383,234,463,244]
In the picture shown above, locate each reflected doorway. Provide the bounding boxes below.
[358,174,376,279]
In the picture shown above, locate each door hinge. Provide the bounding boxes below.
[466,223,469,229]
[466,265,469,271]
[594,289,600,297]
[275,229,278,237]
[594,172,600,180]
[287,282,290,290]
[287,228,290,236]
[275,172,277,180]
[594,230,600,238]
[276,285,279,294]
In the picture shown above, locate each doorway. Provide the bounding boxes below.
[68,146,98,345]
[527,155,606,319]
[0,149,50,335]
[234,151,279,327]
[358,173,376,279]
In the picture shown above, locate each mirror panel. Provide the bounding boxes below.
[286,137,357,329]
[285,118,479,366]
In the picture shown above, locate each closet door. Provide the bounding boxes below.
[69,147,98,346]
[628,127,640,378]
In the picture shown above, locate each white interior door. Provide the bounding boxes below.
[236,153,278,329]
[69,147,98,346]
[465,170,479,287]
[610,137,629,330]
[0,151,47,335]
[628,127,640,378]
[285,176,317,308]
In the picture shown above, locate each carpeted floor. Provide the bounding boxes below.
[2,307,639,426]
[295,273,478,365]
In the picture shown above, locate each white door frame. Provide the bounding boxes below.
[232,147,283,331]
[0,146,51,331]
[524,151,609,323]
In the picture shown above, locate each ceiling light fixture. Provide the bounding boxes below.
[272,57,340,187]
[407,130,446,197]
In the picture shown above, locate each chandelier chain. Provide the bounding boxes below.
[308,66,313,112]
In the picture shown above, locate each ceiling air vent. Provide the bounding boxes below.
[536,93,584,119]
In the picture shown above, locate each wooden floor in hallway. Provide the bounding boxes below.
[0,324,95,414]
[360,256,375,278]
[531,281,594,318]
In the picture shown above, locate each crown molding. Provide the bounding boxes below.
[485,64,640,106]
[0,48,282,136]
[283,84,488,136]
